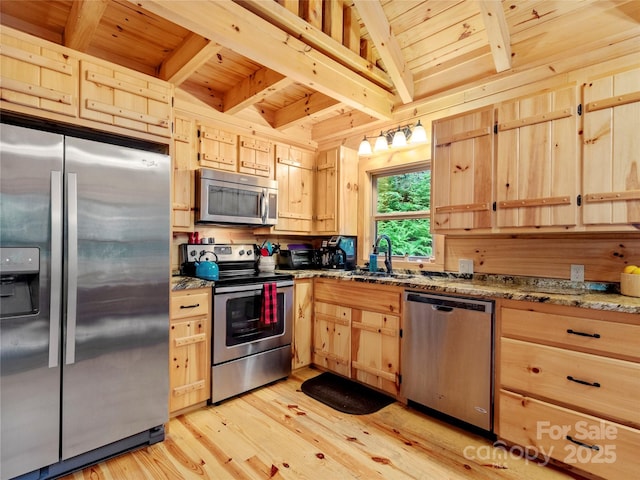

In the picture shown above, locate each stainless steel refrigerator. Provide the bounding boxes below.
[0,122,170,480]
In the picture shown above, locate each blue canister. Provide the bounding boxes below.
[369,253,378,272]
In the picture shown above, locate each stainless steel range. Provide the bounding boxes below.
[180,243,293,403]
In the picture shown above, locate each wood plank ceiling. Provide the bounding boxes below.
[1,0,639,145]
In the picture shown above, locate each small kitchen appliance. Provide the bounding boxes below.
[320,235,357,270]
[278,248,321,270]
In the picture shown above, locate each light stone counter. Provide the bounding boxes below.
[286,269,640,315]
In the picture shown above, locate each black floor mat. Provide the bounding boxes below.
[301,372,395,415]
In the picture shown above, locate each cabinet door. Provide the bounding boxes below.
[583,67,640,227]
[198,123,237,172]
[313,301,351,377]
[292,279,313,369]
[314,148,338,234]
[432,106,493,232]
[169,316,209,413]
[79,60,171,137]
[239,136,273,178]
[275,144,314,233]
[496,87,579,228]
[172,116,195,230]
[337,146,359,236]
[351,310,400,396]
[1,30,78,117]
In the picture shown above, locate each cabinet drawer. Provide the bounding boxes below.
[314,279,402,314]
[500,389,640,480]
[501,338,640,426]
[171,291,210,319]
[502,307,640,362]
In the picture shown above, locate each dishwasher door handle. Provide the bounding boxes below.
[432,305,454,312]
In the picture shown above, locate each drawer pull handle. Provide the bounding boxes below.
[567,375,600,388]
[566,435,600,451]
[567,329,600,338]
[180,303,200,309]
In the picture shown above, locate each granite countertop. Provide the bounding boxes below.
[289,269,640,315]
[171,270,640,314]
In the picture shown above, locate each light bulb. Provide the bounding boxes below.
[410,120,427,144]
[358,136,372,155]
[373,132,389,152]
[392,128,407,147]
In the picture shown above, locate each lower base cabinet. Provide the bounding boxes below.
[498,300,640,479]
[312,279,402,397]
[169,288,211,415]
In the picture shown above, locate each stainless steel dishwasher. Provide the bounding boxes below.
[401,291,494,432]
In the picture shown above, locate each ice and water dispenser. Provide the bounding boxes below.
[0,247,40,318]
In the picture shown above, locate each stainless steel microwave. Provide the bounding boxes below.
[195,169,278,226]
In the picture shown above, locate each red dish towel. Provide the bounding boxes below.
[260,282,278,326]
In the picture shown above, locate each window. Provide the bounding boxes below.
[372,167,432,258]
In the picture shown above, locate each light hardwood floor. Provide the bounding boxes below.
[61,368,581,480]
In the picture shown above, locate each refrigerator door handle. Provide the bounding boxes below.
[65,172,78,365]
[49,171,63,368]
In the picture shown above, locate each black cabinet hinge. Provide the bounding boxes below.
[399,328,403,338]
[493,124,498,134]
[577,194,582,206]
[398,374,402,385]
[197,129,201,138]
[577,104,582,116]
[492,201,497,212]
[197,152,201,161]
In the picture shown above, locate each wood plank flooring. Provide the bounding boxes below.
[60,368,581,480]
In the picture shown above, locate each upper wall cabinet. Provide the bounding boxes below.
[238,136,273,179]
[431,106,494,233]
[197,123,238,172]
[1,30,78,118]
[274,143,315,233]
[315,146,358,236]
[172,115,197,231]
[582,67,640,229]
[495,86,579,229]
[80,61,171,138]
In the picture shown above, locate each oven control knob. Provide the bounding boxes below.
[239,250,245,256]
[246,250,252,256]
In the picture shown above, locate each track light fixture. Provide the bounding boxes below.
[358,120,428,155]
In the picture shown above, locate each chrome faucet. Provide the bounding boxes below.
[374,234,393,274]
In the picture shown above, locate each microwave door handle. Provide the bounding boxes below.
[261,188,268,224]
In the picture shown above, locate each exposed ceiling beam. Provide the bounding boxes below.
[236,0,394,90]
[352,0,414,104]
[273,92,340,130]
[63,0,109,51]
[478,0,512,72]
[133,0,395,120]
[224,67,294,115]
[158,33,224,85]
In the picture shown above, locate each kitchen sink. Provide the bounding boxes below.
[348,271,416,280]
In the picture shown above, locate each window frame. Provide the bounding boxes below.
[357,143,443,271]
[371,166,433,260]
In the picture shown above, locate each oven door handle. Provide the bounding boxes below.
[215,280,294,294]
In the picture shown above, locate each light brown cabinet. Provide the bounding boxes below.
[197,122,238,172]
[274,143,315,233]
[313,279,402,396]
[582,67,640,228]
[498,300,640,479]
[169,288,211,415]
[495,86,579,229]
[79,60,171,138]
[314,146,358,235]
[238,135,273,178]
[292,278,313,370]
[172,115,196,231]
[431,106,493,232]
[1,29,78,118]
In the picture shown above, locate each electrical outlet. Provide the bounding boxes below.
[570,264,584,282]
[459,259,474,274]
